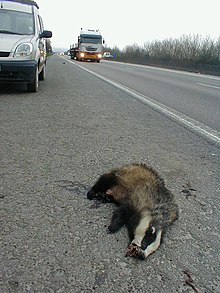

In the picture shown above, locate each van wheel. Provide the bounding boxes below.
[39,64,45,81]
[27,67,39,92]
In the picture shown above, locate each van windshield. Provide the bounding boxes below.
[0,10,34,35]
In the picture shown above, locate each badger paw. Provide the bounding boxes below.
[125,244,145,260]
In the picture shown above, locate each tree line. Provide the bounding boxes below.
[105,35,220,75]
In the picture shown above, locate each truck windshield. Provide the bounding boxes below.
[0,10,34,35]
[81,37,102,44]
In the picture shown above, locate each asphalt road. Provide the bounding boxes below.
[70,59,220,133]
[1,55,220,293]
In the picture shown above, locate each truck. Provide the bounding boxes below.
[69,28,104,63]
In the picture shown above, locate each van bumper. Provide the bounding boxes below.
[0,60,38,83]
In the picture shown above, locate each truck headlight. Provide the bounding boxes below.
[97,54,102,58]
[80,52,85,58]
[14,43,33,57]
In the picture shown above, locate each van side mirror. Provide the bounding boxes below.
[40,30,52,38]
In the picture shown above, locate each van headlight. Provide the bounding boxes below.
[14,43,33,57]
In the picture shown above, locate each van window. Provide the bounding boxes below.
[0,10,34,35]
[39,16,44,32]
[36,15,44,34]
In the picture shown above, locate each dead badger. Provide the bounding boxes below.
[87,163,179,260]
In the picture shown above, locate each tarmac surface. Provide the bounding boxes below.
[0,55,219,292]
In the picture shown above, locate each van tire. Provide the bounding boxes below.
[39,64,45,81]
[27,67,39,92]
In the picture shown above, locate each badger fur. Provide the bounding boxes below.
[87,163,179,260]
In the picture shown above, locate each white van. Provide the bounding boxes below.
[0,0,52,92]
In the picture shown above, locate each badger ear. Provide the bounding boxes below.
[106,189,113,196]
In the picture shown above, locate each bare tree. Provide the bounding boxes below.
[108,34,220,75]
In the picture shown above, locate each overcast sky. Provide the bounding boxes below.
[36,0,220,50]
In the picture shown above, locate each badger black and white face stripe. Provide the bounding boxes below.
[126,228,162,260]
[131,211,152,247]
[125,210,162,260]
[143,229,162,258]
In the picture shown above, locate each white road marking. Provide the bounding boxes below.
[65,58,220,146]
[196,83,220,90]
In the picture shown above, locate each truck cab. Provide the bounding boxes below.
[70,28,104,63]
